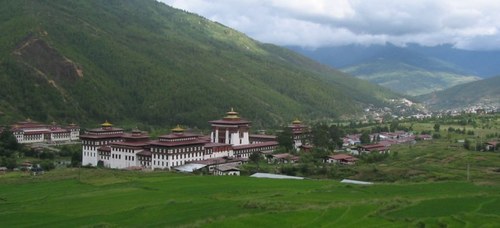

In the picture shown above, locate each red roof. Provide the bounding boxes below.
[486,141,498,146]
[330,154,353,160]
[159,132,200,140]
[149,139,206,147]
[209,119,251,125]
[249,134,277,139]
[97,146,111,152]
[111,141,150,148]
[233,141,278,150]
[204,142,231,148]
[360,144,388,151]
[23,130,51,135]
[137,150,152,156]
[80,133,124,139]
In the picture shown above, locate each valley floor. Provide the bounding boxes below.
[0,168,499,227]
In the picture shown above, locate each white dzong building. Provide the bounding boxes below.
[80,109,278,170]
[149,125,207,170]
[80,121,124,166]
[11,119,80,144]
[209,108,250,146]
[288,119,311,150]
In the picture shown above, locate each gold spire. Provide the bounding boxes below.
[172,124,184,133]
[225,108,240,119]
[292,118,302,125]
[131,127,141,135]
[101,120,113,127]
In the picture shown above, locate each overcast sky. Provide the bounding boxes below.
[158,0,500,50]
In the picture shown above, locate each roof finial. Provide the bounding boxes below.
[101,120,113,128]
[225,108,239,119]
[172,124,184,133]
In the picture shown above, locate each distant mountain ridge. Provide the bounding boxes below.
[0,0,400,128]
[417,75,500,111]
[287,44,498,96]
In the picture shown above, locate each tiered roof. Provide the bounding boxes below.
[209,108,251,125]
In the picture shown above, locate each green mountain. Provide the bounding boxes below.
[417,75,500,111]
[289,44,483,96]
[0,0,400,128]
[343,59,481,96]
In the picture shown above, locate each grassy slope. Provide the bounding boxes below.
[0,169,499,227]
[417,75,500,110]
[343,59,480,96]
[0,0,399,128]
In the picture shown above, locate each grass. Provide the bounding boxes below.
[0,168,499,227]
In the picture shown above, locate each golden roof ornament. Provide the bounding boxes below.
[225,108,240,119]
[101,120,113,127]
[172,124,184,133]
[292,118,302,124]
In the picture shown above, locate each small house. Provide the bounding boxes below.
[326,154,358,165]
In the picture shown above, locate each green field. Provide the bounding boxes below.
[1,168,499,227]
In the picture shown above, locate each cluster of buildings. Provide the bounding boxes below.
[10,119,80,144]
[342,131,417,155]
[80,109,310,173]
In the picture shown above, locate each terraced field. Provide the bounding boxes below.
[1,169,499,227]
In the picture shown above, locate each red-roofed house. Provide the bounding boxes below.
[485,141,498,151]
[326,154,358,165]
[359,144,390,154]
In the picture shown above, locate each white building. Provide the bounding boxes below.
[80,121,124,166]
[11,119,80,144]
[80,109,278,171]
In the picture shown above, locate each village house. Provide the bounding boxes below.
[485,141,498,151]
[326,154,358,165]
[214,164,241,176]
[417,134,433,141]
[358,144,390,154]
[270,153,300,164]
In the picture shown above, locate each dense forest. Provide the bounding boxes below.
[0,0,400,129]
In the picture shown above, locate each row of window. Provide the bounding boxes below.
[111,154,121,159]
[152,146,202,153]
[84,151,96,157]
[114,147,135,153]
[235,146,275,154]
[93,131,123,135]
[153,152,203,160]
[82,139,121,146]
[161,137,196,142]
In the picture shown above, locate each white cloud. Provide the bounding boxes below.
[158,0,500,50]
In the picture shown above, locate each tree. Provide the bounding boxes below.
[0,128,20,157]
[328,125,345,149]
[464,139,471,150]
[277,127,294,151]
[389,120,399,132]
[249,152,262,164]
[71,151,82,167]
[312,123,333,148]
[360,131,371,144]
[434,123,440,132]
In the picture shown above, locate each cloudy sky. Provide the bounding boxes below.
[158,0,500,50]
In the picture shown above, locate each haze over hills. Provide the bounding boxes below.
[0,0,402,128]
[288,44,500,96]
[417,75,500,111]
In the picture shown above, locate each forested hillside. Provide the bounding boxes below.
[417,75,500,110]
[0,0,399,129]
